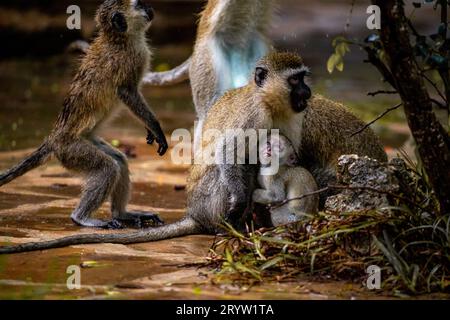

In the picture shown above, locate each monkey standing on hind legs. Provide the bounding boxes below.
[0,0,168,229]
[74,0,274,145]
[0,52,386,254]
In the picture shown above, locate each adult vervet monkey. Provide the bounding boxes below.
[71,0,275,142]
[144,0,274,141]
[0,0,167,229]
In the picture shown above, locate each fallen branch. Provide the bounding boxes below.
[350,103,402,137]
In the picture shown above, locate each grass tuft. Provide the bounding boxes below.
[204,156,450,294]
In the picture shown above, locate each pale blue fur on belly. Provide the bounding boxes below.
[210,36,268,98]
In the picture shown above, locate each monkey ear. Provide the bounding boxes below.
[286,154,299,167]
[111,12,128,33]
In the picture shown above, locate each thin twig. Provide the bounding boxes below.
[430,98,448,109]
[421,72,447,103]
[367,90,398,97]
[268,184,428,212]
[363,46,398,90]
[268,187,329,210]
[350,103,403,137]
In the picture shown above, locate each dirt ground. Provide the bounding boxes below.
[0,132,406,300]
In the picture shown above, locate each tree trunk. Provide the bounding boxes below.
[373,0,450,214]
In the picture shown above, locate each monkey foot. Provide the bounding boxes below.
[71,217,125,229]
[105,219,125,229]
[116,211,164,229]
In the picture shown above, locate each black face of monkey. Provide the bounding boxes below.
[135,0,154,22]
[288,71,311,113]
[255,67,268,87]
[254,63,311,113]
[97,0,154,34]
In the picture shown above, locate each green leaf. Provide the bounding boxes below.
[378,50,388,65]
[336,42,350,56]
[327,53,339,74]
[235,262,261,279]
[332,36,347,47]
[225,248,234,264]
[260,256,284,270]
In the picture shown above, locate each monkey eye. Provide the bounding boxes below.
[255,67,268,87]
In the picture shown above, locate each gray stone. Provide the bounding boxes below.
[324,155,405,213]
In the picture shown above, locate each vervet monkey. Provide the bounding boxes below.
[0,0,167,229]
[253,134,318,226]
[144,0,274,142]
[72,0,274,144]
[0,52,386,254]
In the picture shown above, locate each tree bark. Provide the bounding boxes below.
[373,0,450,214]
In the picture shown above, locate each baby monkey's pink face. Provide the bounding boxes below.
[260,135,299,167]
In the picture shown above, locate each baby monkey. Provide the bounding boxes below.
[0,0,167,229]
[253,134,319,226]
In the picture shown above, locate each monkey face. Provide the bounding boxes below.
[96,0,154,34]
[260,135,299,167]
[130,0,154,23]
[254,52,312,114]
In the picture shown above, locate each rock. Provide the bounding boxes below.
[324,155,407,213]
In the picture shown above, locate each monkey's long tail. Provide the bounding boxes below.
[142,57,191,86]
[0,142,52,187]
[0,218,201,254]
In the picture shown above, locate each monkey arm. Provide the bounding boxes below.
[67,40,90,54]
[118,86,168,156]
[142,57,191,86]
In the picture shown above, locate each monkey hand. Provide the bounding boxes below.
[147,129,168,156]
[156,135,168,156]
[153,130,168,156]
[146,129,155,145]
